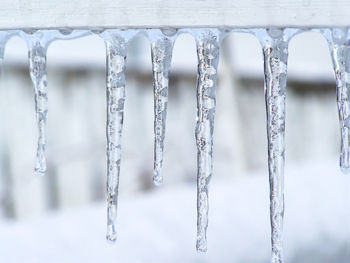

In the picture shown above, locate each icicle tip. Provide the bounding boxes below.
[340,166,350,175]
[153,170,163,186]
[34,170,46,177]
[196,239,207,253]
[106,231,117,244]
[34,157,46,176]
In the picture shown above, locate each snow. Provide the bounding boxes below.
[0,161,349,262]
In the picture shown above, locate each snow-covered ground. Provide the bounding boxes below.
[0,161,349,263]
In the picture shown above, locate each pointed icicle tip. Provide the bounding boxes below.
[34,155,47,176]
[106,226,117,244]
[341,166,350,174]
[153,170,163,186]
[196,237,208,252]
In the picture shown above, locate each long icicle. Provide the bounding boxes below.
[102,31,128,243]
[260,28,289,263]
[194,29,220,252]
[326,28,350,174]
[28,38,49,177]
[150,30,176,185]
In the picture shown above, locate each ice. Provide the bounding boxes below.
[148,29,177,186]
[0,31,15,74]
[324,28,350,174]
[192,29,222,252]
[0,27,348,258]
[20,30,89,176]
[100,30,137,243]
[254,28,297,263]
[22,31,50,177]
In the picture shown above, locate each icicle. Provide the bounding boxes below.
[0,31,14,77]
[0,34,7,73]
[25,34,49,177]
[23,30,91,176]
[100,30,134,243]
[324,28,350,174]
[193,29,221,252]
[256,28,292,263]
[149,29,177,186]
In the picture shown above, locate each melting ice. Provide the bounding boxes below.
[21,30,88,176]
[100,30,137,242]
[325,28,350,174]
[0,27,348,259]
[193,29,221,252]
[255,28,290,263]
[23,32,49,176]
[149,29,177,185]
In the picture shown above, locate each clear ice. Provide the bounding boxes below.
[193,29,221,252]
[101,30,134,243]
[256,28,292,263]
[21,30,88,176]
[1,27,347,256]
[0,32,12,73]
[26,34,49,176]
[149,29,177,185]
[325,28,350,174]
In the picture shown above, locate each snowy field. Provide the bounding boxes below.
[0,161,349,263]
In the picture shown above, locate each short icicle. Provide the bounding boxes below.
[23,30,92,176]
[149,29,177,186]
[325,28,350,174]
[257,28,291,263]
[25,33,49,176]
[101,30,133,243]
[193,29,221,252]
[0,36,5,66]
[0,31,18,84]
[0,32,13,75]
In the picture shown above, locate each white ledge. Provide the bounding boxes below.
[0,0,349,29]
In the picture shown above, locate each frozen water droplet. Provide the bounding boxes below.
[160,28,178,37]
[193,29,221,252]
[257,28,291,263]
[325,28,350,174]
[58,28,73,36]
[150,34,174,186]
[267,28,284,39]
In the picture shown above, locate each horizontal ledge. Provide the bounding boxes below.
[0,0,349,29]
